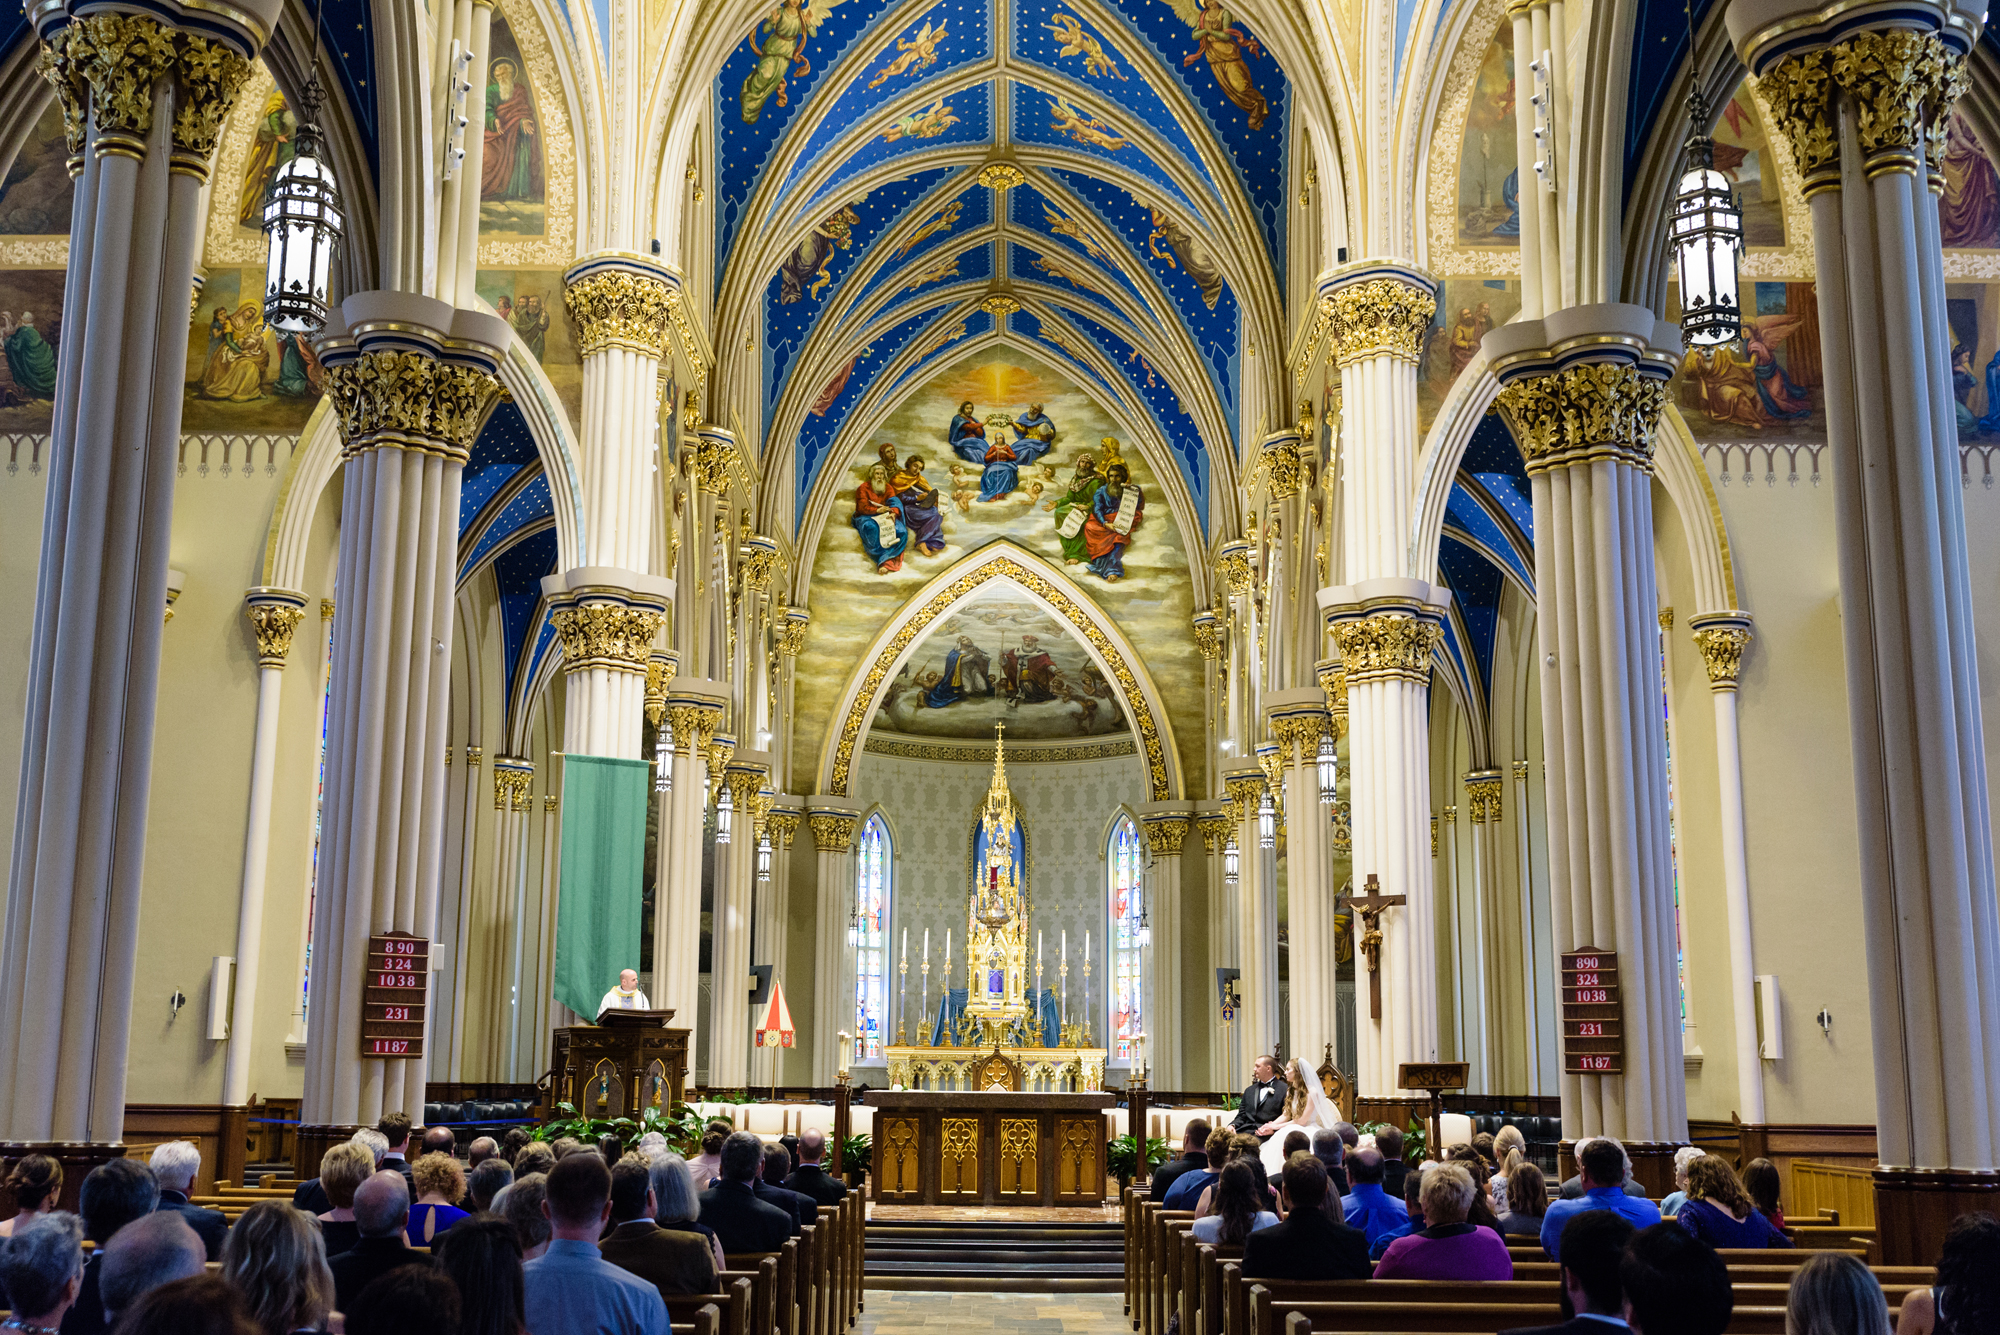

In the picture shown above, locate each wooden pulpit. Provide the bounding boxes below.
[551,1009,690,1119]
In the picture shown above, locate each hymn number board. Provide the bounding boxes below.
[1560,949,1622,1074]
[361,932,429,1058]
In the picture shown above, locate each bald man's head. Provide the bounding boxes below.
[353,1170,412,1238]
[99,1212,205,1319]
[797,1129,826,1164]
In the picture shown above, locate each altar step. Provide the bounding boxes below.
[865,1220,1124,1292]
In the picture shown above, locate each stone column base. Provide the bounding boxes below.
[0,1141,128,1214]
[292,1123,366,1181]
[1874,1167,2000,1265]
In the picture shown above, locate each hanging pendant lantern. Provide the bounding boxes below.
[653,717,674,794]
[715,786,733,844]
[1671,10,1740,347]
[1317,732,1339,806]
[1257,790,1276,849]
[1223,837,1240,887]
[756,834,772,881]
[261,61,343,336]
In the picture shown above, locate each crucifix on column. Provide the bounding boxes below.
[1337,874,1407,1020]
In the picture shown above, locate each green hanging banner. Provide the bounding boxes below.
[554,754,651,1023]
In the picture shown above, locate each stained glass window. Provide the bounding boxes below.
[1109,815,1143,1062]
[854,815,890,1060]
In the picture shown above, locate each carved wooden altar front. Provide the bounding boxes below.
[869,1090,1115,1207]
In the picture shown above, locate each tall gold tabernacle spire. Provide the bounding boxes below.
[967,723,1032,1035]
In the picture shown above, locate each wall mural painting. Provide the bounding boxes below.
[1455,25,1516,246]
[0,103,75,236]
[1711,92,1786,249]
[475,269,581,428]
[181,267,322,432]
[236,88,296,232]
[792,348,1201,788]
[1419,278,1521,433]
[482,13,546,236]
[1940,111,2000,251]
[1670,281,1824,441]
[0,270,62,427]
[875,592,1129,740]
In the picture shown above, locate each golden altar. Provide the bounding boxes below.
[869,1088,1116,1206]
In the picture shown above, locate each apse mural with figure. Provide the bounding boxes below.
[1455,26,1517,246]
[1710,92,1787,249]
[0,103,74,236]
[180,267,323,432]
[1940,111,2000,250]
[1673,282,1823,440]
[875,592,1131,740]
[792,347,1202,789]
[475,269,582,429]
[0,270,61,426]
[1419,279,1521,432]
[236,89,296,230]
[482,13,546,234]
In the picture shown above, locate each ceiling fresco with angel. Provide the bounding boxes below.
[709,0,1293,531]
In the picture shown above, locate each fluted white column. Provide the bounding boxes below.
[1488,305,1685,1150]
[1687,614,1763,1124]
[657,688,722,1026]
[1194,805,1233,1088]
[808,803,862,1085]
[1464,771,1520,1094]
[222,590,310,1106]
[709,757,771,1088]
[1268,696,1336,1076]
[1138,806,1192,1090]
[0,2,270,1147]
[446,743,483,1079]
[490,757,534,1074]
[1223,767,1278,1067]
[300,297,508,1131]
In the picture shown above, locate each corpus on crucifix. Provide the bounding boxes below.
[1337,873,1407,1020]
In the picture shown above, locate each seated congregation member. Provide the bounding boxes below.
[66,1157,161,1335]
[647,1152,726,1275]
[513,1142,556,1179]
[1786,1253,1890,1335]
[1374,1162,1513,1281]
[314,1142,375,1258]
[1191,1161,1279,1244]
[1402,1164,1427,1232]
[1162,1126,1231,1210]
[1497,1210,1636,1335]
[696,1133,791,1254]
[1618,1222,1733,1335]
[292,1130,386,1218]
[1659,1145,1705,1217]
[220,1200,334,1335]
[756,1144,812,1236]
[1,1213,86,1333]
[466,1158,514,1215]
[492,1174,551,1261]
[327,1171,432,1312]
[782,1129,849,1207]
[1194,1136,1275,1218]
[1,1154,64,1238]
[1897,1210,2000,1335]
[408,1152,472,1245]
[109,1274,260,1335]
[344,1266,463,1335]
[1742,1157,1785,1229]
[422,1126,458,1161]
[378,1113,416,1189]
[1240,1155,1370,1282]
[99,1214,206,1328]
[1446,1145,1504,1232]
[1310,1130,1349,1200]
[1558,1136,1649,1199]
[1496,1161,1549,1239]
[523,1153,669,1335]
[598,1154,716,1298]
[688,1124,732,1187]
[467,1137,501,1169]
[1280,1130,1311,1162]
[1375,1125,1410,1200]
[434,1216,528,1335]
[1541,1137,1661,1260]
[1674,1155,1791,1250]
[1151,1121,1211,1202]
[1339,1148,1412,1258]
[1489,1127,1527,1215]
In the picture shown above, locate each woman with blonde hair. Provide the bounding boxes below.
[1786,1252,1889,1335]
[1489,1127,1527,1214]
[1373,1163,1514,1280]
[1661,1144,1707,1216]
[220,1199,335,1335]
[1677,1154,1792,1249]
[0,1153,63,1237]
[312,1142,373,1258]
[407,1151,470,1244]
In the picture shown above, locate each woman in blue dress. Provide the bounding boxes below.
[851,464,910,573]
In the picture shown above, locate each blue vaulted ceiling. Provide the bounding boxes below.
[1435,412,1534,707]
[459,401,559,734]
[714,0,1291,531]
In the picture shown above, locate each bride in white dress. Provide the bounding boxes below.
[1257,1058,1342,1178]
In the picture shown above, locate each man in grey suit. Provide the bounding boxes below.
[1230,1055,1287,1138]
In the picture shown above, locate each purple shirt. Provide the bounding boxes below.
[1372,1223,1515,1281]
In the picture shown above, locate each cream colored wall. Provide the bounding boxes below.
[0,460,45,987]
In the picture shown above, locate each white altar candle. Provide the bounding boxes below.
[945,929,951,967]
[1038,930,1043,967]
[923,928,930,961]
[902,927,908,961]
[1085,930,1091,965]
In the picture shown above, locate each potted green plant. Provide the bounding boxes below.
[840,1132,871,1187]
[1107,1134,1170,1191]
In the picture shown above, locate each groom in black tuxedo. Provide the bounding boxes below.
[1231,1055,1286,1137]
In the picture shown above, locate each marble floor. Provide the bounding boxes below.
[858,1292,1129,1335]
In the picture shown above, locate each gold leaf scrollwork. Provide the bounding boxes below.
[38,27,89,165]
[1214,543,1255,598]
[550,604,666,674]
[1328,278,1436,368]
[1295,294,1335,386]
[244,602,305,667]
[1330,613,1445,684]
[1196,811,1232,853]
[1223,771,1266,825]
[810,812,859,853]
[739,541,781,593]
[776,608,812,656]
[168,34,252,169]
[1830,29,1964,176]
[1270,714,1326,761]
[493,761,534,812]
[692,433,735,495]
[1492,362,1666,475]
[70,13,177,154]
[323,350,505,463]
[1758,50,1841,190]
[1692,624,1752,688]
[766,810,802,849]
[564,271,675,358]
[1261,438,1303,499]
[1464,776,1503,824]
[1191,609,1226,660]
[1142,815,1191,857]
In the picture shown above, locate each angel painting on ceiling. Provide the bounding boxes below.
[778,202,861,304]
[740,0,843,124]
[1146,206,1224,308]
[1158,1,1268,130]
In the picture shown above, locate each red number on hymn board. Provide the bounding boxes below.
[1573,972,1600,986]
[1572,956,1599,970]
[384,1007,410,1022]
[385,940,419,955]
[370,1040,409,1055]
[1577,1055,1614,1071]
[375,973,420,988]
[1571,989,1609,1003]
[1578,1022,1603,1037]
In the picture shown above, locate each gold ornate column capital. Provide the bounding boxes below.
[165,30,254,172]
[1196,810,1232,853]
[1223,768,1267,824]
[1269,711,1328,766]
[767,808,803,850]
[1493,360,1668,476]
[1325,270,1437,368]
[692,427,737,495]
[776,606,811,655]
[1756,28,1967,193]
[243,587,309,667]
[551,602,667,675]
[1191,608,1226,659]
[1327,607,1445,685]
[1512,759,1529,780]
[465,745,484,767]
[493,757,535,812]
[1255,431,1304,499]
[644,652,677,726]
[1141,813,1192,857]
[1464,771,1504,823]
[562,260,675,358]
[809,810,860,853]
[1214,543,1255,599]
[705,731,738,795]
[739,535,782,592]
[1314,656,1350,736]
[666,697,722,754]
[1688,611,1755,690]
[322,350,505,464]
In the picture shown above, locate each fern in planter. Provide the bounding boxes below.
[1107,1134,1171,1188]
[840,1132,871,1184]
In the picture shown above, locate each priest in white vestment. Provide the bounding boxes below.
[598,968,650,1016]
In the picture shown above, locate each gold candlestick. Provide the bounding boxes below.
[897,954,909,1045]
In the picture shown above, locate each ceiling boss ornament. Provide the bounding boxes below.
[978,163,1026,191]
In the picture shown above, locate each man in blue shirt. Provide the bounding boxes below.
[524,1152,671,1335]
[1339,1148,1413,1258]
[1540,1138,1662,1260]
[1162,1125,1233,1210]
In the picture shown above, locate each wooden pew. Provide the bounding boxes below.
[1148,1208,1194,1335]
[850,1192,864,1323]
[718,1257,778,1335]
[671,1302,723,1335]
[665,1277,753,1335]
[727,1244,798,1335]
[1124,1187,1141,1324]
[790,1223,817,1335]
[1189,1239,1241,1335]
